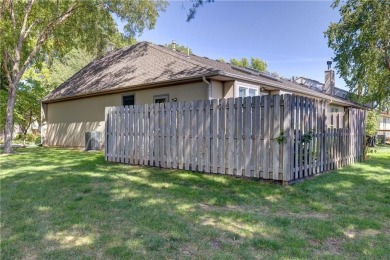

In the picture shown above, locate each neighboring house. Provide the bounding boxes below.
[0,120,39,142]
[293,75,363,128]
[294,76,390,141]
[294,76,350,112]
[378,111,390,141]
[42,41,364,147]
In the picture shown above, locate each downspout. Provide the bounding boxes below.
[202,76,211,100]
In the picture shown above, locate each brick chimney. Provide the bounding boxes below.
[324,61,335,95]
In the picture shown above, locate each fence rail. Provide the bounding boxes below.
[105,94,365,184]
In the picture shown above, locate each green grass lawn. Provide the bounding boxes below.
[1,147,389,259]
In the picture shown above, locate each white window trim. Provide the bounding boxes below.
[236,85,259,98]
[153,94,169,103]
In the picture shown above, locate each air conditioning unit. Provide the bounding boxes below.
[85,131,101,150]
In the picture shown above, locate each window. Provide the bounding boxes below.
[248,89,257,97]
[153,94,169,104]
[122,95,134,106]
[330,107,339,113]
[239,87,246,98]
[239,86,258,98]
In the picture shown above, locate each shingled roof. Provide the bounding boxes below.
[43,41,364,108]
[43,42,220,102]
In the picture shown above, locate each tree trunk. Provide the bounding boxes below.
[3,82,17,153]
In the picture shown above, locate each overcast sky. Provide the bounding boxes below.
[117,0,346,89]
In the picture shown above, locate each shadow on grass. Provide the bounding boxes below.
[1,147,389,258]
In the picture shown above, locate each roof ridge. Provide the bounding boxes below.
[146,42,219,72]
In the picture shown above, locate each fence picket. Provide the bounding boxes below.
[171,102,177,168]
[212,99,219,173]
[282,95,292,182]
[178,102,184,169]
[227,98,235,175]
[190,101,197,171]
[262,96,270,179]
[293,96,299,179]
[244,97,252,177]
[165,102,171,168]
[254,96,261,178]
[197,100,204,172]
[220,99,227,174]
[204,100,211,173]
[272,95,280,180]
[184,102,190,170]
[140,105,145,165]
[308,99,313,176]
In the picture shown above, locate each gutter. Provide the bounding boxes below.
[202,76,211,100]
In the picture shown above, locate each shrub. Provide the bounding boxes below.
[35,136,42,145]
[25,133,36,142]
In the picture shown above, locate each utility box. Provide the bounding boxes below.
[85,131,101,150]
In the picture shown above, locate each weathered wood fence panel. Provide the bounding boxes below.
[105,94,366,184]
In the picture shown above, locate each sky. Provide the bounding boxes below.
[118,0,346,89]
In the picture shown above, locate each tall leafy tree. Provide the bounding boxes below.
[13,79,46,146]
[0,0,167,153]
[165,42,192,55]
[48,48,95,87]
[230,58,250,68]
[325,0,390,108]
[365,110,380,147]
[229,57,268,72]
[250,57,267,72]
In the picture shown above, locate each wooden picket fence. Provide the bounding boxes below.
[104,94,365,184]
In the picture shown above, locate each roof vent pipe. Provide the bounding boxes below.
[172,40,176,51]
[327,60,332,70]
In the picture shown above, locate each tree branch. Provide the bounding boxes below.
[2,51,13,87]
[9,0,16,28]
[0,0,7,21]
[23,20,38,40]
[19,1,79,82]
[18,0,35,45]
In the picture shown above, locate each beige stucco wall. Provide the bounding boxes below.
[210,80,223,99]
[134,82,208,104]
[223,81,235,98]
[43,82,208,147]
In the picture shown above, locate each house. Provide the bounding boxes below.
[293,76,350,112]
[294,76,390,143]
[42,41,364,147]
[378,111,390,142]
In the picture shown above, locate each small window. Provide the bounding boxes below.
[330,107,339,113]
[248,89,257,97]
[239,87,246,98]
[123,95,134,106]
[239,86,258,98]
[154,94,169,104]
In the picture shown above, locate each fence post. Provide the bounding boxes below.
[282,94,292,185]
